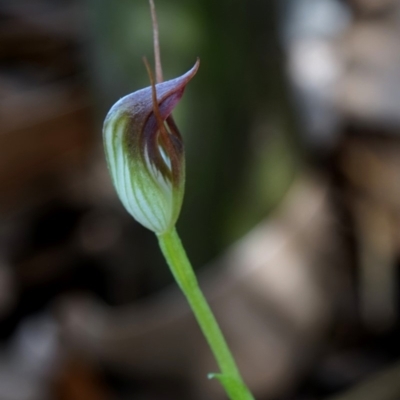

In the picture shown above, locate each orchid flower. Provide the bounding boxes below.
[102,2,254,398]
[103,60,199,233]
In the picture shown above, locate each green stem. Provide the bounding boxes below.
[157,227,255,400]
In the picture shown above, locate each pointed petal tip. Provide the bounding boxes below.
[163,58,200,90]
[184,58,200,81]
[193,57,200,73]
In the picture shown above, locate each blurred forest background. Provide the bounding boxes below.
[1,0,400,399]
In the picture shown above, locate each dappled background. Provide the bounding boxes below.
[0,0,400,399]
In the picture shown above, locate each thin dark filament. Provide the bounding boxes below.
[148,0,181,166]
[149,0,163,83]
[143,57,179,181]
[143,57,169,143]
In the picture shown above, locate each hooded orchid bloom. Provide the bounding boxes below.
[103,60,199,233]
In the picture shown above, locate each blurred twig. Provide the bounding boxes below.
[327,362,400,400]
[149,0,163,84]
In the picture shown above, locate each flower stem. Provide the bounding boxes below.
[157,227,255,400]
[149,0,163,83]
